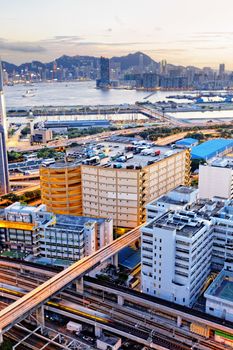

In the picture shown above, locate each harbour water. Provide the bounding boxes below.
[4,81,233,122]
[4,81,191,108]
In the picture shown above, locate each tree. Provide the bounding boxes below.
[21,126,30,136]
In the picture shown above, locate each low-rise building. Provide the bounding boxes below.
[31,128,53,144]
[191,138,233,161]
[175,138,198,148]
[1,202,47,255]
[205,266,233,322]
[0,203,113,263]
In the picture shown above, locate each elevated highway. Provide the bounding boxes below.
[0,225,141,335]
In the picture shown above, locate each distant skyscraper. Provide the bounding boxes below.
[219,63,225,78]
[161,60,168,75]
[139,53,144,74]
[97,57,110,87]
[0,61,9,195]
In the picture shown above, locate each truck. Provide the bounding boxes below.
[154,150,161,156]
[66,321,82,334]
[141,148,154,156]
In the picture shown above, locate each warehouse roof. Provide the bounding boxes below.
[175,138,198,147]
[191,139,233,160]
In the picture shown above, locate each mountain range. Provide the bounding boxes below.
[2,52,164,74]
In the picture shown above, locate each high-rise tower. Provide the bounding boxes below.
[96,57,110,88]
[0,61,9,195]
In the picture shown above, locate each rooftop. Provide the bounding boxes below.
[47,214,109,231]
[46,140,184,171]
[118,246,141,270]
[148,186,197,206]
[175,138,198,146]
[205,269,233,304]
[4,202,45,214]
[191,138,233,160]
[144,211,205,238]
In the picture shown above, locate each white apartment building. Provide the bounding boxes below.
[141,210,212,307]
[141,187,233,308]
[199,158,233,200]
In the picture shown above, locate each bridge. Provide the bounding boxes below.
[0,225,141,337]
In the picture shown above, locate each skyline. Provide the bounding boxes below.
[1,0,233,68]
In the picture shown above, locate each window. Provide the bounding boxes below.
[183,298,185,303]
[209,307,214,311]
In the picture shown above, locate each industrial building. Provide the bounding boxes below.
[191,138,233,160]
[44,120,111,129]
[40,141,190,228]
[141,187,233,309]
[31,128,53,144]
[199,157,233,200]
[0,202,113,263]
[175,138,198,148]
[205,268,233,323]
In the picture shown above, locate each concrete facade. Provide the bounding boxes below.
[40,146,190,228]
[199,159,233,200]
[0,202,113,262]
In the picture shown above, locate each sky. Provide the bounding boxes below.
[1,0,233,69]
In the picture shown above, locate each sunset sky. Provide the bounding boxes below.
[1,0,233,68]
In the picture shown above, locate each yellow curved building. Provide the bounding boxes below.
[40,162,82,215]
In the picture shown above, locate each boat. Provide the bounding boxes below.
[22,89,35,98]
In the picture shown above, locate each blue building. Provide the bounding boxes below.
[44,120,111,129]
[191,138,233,160]
[175,137,198,148]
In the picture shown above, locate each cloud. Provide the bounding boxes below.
[42,36,84,44]
[149,48,187,53]
[193,32,233,39]
[76,41,155,47]
[0,38,46,53]
[195,46,228,51]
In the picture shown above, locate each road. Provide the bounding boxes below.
[0,225,142,334]
[8,125,161,152]
[7,125,30,149]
